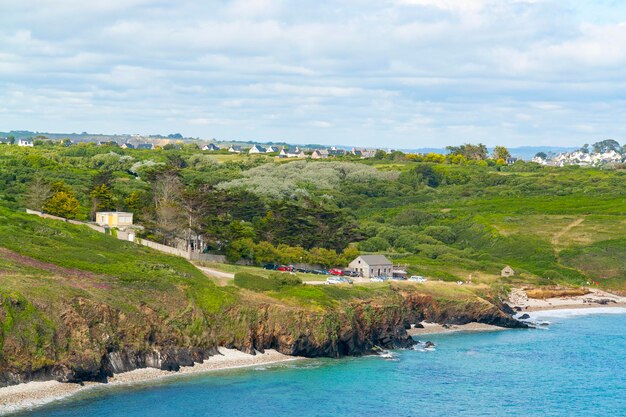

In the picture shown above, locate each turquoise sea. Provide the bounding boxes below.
[22,308,626,417]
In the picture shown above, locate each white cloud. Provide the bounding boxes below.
[1,0,626,147]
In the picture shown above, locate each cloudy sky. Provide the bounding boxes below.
[2,0,626,148]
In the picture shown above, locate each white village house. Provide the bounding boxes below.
[249,144,267,154]
[18,138,34,147]
[349,255,393,278]
[202,143,220,151]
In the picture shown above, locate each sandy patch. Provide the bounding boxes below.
[407,321,506,336]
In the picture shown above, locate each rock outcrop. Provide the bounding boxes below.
[0,288,524,387]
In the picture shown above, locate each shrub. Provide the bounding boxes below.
[423,226,456,244]
[392,209,433,226]
[233,272,302,292]
[358,236,390,252]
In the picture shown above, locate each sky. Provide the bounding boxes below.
[2,0,626,148]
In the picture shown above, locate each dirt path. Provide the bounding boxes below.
[192,264,235,286]
[551,217,585,247]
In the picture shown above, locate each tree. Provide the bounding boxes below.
[374,150,387,160]
[592,139,621,154]
[534,152,548,159]
[42,183,80,219]
[446,143,488,160]
[25,176,52,211]
[123,191,142,213]
[492,146,511,160]
[399,164,442,188]
[90,184,115,218]
[7,135,15,145]
[153,173,184,244]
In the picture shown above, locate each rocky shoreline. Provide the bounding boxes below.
[0,348,300,415]
[507,288,626,312]
[0,288,526,414]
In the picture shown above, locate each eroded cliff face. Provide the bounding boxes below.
[0,289,523,387]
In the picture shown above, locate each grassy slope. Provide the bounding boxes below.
[356,164,626,291]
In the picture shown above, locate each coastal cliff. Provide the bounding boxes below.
[0,287,522,387]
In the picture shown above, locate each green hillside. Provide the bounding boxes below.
[1,143,625,291]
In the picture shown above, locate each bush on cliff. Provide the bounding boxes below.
[234,272,302,292]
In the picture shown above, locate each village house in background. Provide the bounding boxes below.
[228,145,243,153]
[95,211,134,228]
[17,138,34,147]
[278,146,306,158]
[202,143,220,151]
[248,144,267,154]
[349,255,393,278]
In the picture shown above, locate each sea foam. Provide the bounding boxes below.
[526,307,626,321]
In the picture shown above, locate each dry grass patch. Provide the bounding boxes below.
[526,287,590,299]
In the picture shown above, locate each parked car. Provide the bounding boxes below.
[277,265,294,272]
[409,276,427,283]
[370,276,386,282]
[390,276,407,281]
[263,263,279,270]
[326,276,353,285]
[346,270,359,277]
[329,268,344,276]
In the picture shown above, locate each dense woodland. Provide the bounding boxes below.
[1,141,625,289]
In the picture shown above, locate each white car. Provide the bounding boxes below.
[326,277,353,285]
[409,276,427,283]
[390,276,407,281]
[370,276,386,282]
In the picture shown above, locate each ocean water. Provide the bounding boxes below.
[23,309,626,417]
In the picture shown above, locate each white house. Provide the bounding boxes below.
[279,147,307,158]
[349,255,393,278]
[95,212,133,228]
[228,145,243,153]
[249,145,267,154]
[18,139,34,147]
[266,146,279,153]
[202,143,220,151]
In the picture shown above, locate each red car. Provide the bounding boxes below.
[329,268,344,276]
[277,265,293,272]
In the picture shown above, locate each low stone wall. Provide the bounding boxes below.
[136,238,190,258]
[189,253,227,263]
[25,209,227,263]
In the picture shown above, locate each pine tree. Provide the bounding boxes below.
[90,184,115,217]
[43,191,80,219]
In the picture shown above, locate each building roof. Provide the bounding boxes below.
[357,255,392,265]
[250,145,267,152]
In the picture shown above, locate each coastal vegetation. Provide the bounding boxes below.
[0,141,624,386]
[2,142,624,289]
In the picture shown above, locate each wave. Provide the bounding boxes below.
[524,307,626,321]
